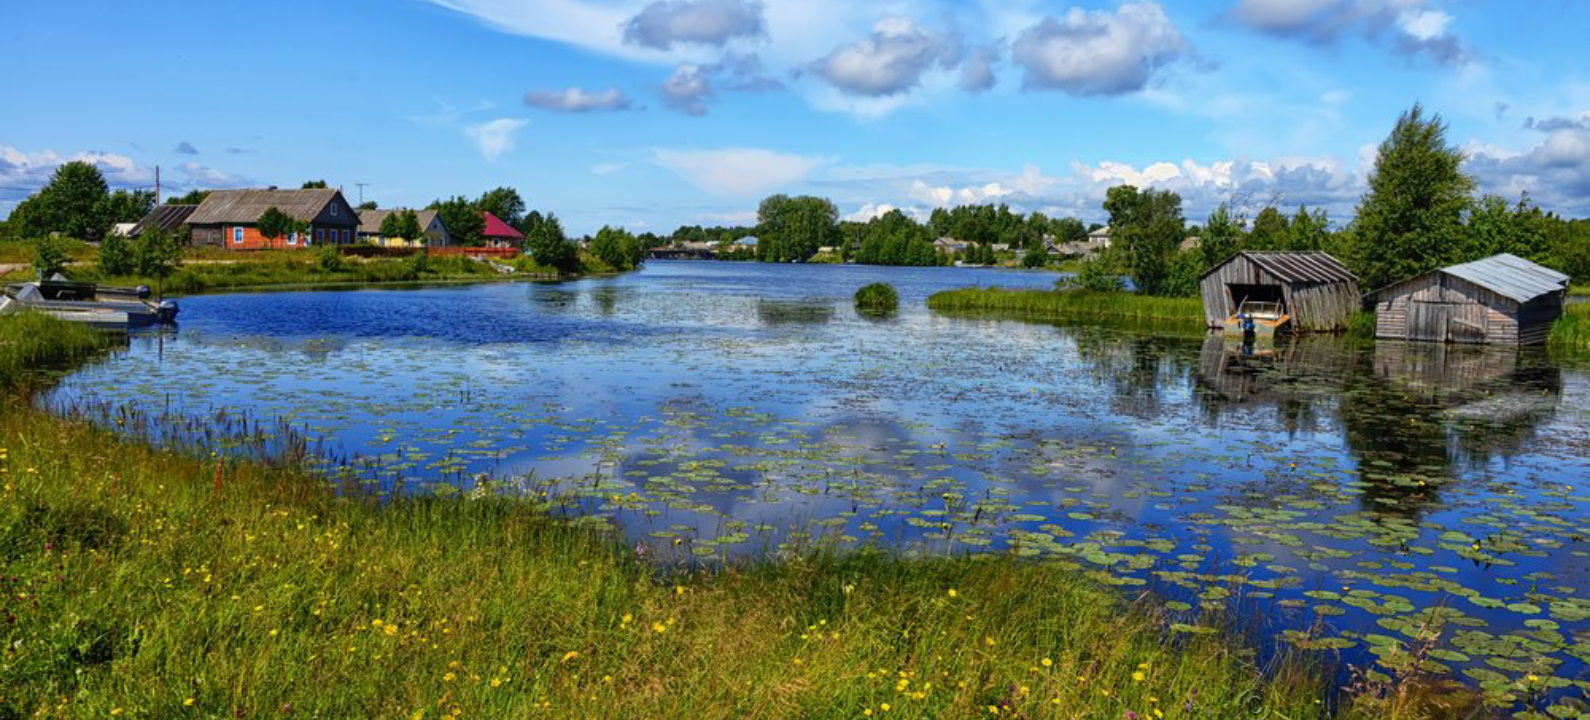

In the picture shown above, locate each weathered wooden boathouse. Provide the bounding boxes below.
[1369,253,1568,345]
[1199,251,1362,332]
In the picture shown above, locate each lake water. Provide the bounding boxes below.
[41,260,1590,705]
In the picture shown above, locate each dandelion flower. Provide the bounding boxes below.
[1132,671,1146,682]
[1041,658,1053,668]
[561,651,579,663]
[948,589,958,598]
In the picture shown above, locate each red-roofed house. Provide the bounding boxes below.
[482,212,524,249]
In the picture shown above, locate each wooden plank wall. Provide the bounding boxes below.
[1372,272,1549,345]
[1199,255,1359,331]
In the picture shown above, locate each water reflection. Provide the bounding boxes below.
[756,299,835,325]
[1188,335,1564,517]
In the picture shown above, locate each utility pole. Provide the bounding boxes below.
[355,182,369,206]
[155,165,161,205]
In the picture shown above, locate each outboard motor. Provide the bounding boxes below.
[156,300,180,324]
[136,285,152,300]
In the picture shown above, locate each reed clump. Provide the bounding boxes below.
[853,282,899,313]
[927,287,1203,324]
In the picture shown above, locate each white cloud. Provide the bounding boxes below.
[843,202,900,222]
[175,162,249,187]
[661,64,714,115]
[653,147,823,195]
[1011,2,1195,96]
[524,87,636,112]
[660,53,782,115]
[1466,123,1590,215]
[959,44,1001,93]
[800,16,959,97]
[622,0,766,50]
[464,118,529,162]
[0,146,156,210]
[1230,0,1472,65]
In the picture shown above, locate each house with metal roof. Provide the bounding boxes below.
[481,211,524,249]
[128,204,198,238]
[1369,253,1568,345]
[186,188,359,250]
[356,208,451,247]
[1199,251,1362,332]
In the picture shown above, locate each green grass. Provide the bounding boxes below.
[0,314,1465,719]
[928,288,1204,325]
[51,255,506,295]
[0,311,110,388]
[853,283,899,313]
[1549,301,1590,350]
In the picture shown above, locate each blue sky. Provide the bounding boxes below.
[3,0,1588,234]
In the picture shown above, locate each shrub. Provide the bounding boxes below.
[316,246,345,272]
[853,282,899,313]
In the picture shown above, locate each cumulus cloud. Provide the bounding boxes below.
[1011,2,1195,96]
[819,155,1366,226]
[524,87,636,113]
[1231,0,1472,65]
[660,53,781,116]
[621,0,766,50]
[1467,121,1590,216]
[801,16,960,97]
[0,146,156,209]
[464,118,529,162]
[173,141,199,155]
[959,44,1001,93]
[175,162,249,188]
[662,64,714,116]
[653,147,823,195]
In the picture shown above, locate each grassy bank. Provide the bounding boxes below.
[0,315,1456,719]
[928,288,1205,325]
[1550,301,1590,350]
[3,254,509,295]
[0,312,108,388]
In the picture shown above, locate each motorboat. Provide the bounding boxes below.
[1,275,178,329]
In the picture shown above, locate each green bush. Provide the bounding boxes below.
[853,282,899,313]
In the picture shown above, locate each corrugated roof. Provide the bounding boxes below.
[357,208,440,235]
[1441,253,1568,303]
[129,204,196,236]
[1201,251,1358,284]
[186,188,349,225]
[482,212,523,240]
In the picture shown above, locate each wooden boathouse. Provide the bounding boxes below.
[1199,251,1361,332]
[1369,253,1568,345]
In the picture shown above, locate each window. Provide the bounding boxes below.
[288,231,297,246]
[316,229,325,242]
[331,203,338,216]
[233,227,243,244]
[342,229,350,243]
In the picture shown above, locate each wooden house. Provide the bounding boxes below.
[1369,253,1568,345]
[1199,251,1361,332]
[356,208,451,247]
[185,188,359,250]
[128,204,197,237]
[481,212,524,249]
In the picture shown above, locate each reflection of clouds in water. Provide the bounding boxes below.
[40,262,1590,697]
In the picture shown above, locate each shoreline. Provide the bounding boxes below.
[0,311,1444,719]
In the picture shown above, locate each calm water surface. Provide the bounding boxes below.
[43,261,1590,702]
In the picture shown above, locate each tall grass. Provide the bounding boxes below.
[0,314,1453,719]
[854,282,899,313]
[1549,301,1590,350]
[0,311,110,389]
[66,254,504,295]
[928,288,1204,324]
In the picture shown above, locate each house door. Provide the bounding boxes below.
[1410,301,1451,342]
